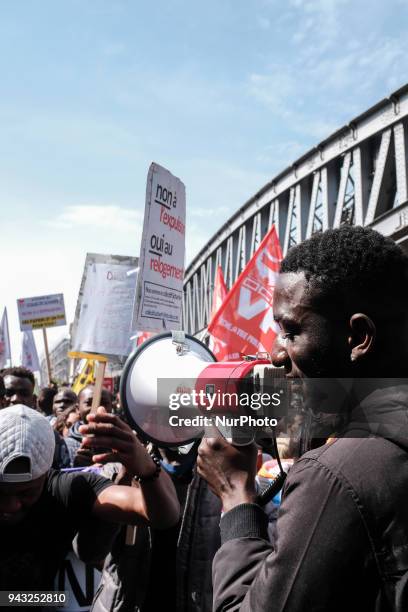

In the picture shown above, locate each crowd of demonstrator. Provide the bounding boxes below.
[1,225,408,612]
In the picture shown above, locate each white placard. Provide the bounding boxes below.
[73,262,136,356]
[132,162,186,333]
[17,293,66,331]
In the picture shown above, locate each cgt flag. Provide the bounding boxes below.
[208,225,282,357]
[208,266,231,361]
[0,308,11,368]
[21,330,40,372]
[211,266,228,315]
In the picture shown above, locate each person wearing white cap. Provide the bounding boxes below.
[0,404,180,593]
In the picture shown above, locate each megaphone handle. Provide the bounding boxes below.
[256,471,287,506]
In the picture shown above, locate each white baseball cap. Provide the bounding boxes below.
[0,405,55,482]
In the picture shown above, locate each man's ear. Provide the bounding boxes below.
[349,314,376,362]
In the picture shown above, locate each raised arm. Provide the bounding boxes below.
[197,436,370,611]
[79,408,180,529]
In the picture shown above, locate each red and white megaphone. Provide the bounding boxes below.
[120,331,278,447]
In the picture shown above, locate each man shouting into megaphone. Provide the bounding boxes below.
[197,225,408,612]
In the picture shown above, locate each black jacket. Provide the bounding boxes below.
[177,471,222,611]
[91,469,222,612]
[213,384,408,611]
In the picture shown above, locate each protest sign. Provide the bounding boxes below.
[71,358,95,395]
[69,351,108,407]
[132,162,186,332]
[70,253,138,407]
[208,225,282,357]
[17,293,66,331]
[72,254,138,351]
[17,293,66,383]
[73,262,137,357]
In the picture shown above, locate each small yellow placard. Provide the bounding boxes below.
[68,351,108,362]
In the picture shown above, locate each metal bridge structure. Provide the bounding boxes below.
[183,84,408,336]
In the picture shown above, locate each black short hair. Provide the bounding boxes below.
[57,387,78,401]
[0,374,4,398]
[280,225,408,317]
[78,385,112,410]
[38,386,58,415]
[1,366,36,387]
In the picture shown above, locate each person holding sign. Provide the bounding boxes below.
[0,404,180,597]
[2,366,72,469]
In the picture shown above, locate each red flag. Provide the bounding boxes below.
[208,267,231,361]
[208,225,282,357]
[210,266,228,318]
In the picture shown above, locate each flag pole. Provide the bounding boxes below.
[5,308,12,367]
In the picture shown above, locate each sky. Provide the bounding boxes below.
[1,0,407,364]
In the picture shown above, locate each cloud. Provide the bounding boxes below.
[288,0,351,51]
[247,0,408,144]
[43,201,229,280]
[0,239,86,367]
[308,35,408,104]
[46,205,144,232]
[248,69,338,141]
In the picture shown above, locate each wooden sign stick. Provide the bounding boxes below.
[68,351,108,411]
[42,327,52,384]
[91,360,107,412]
